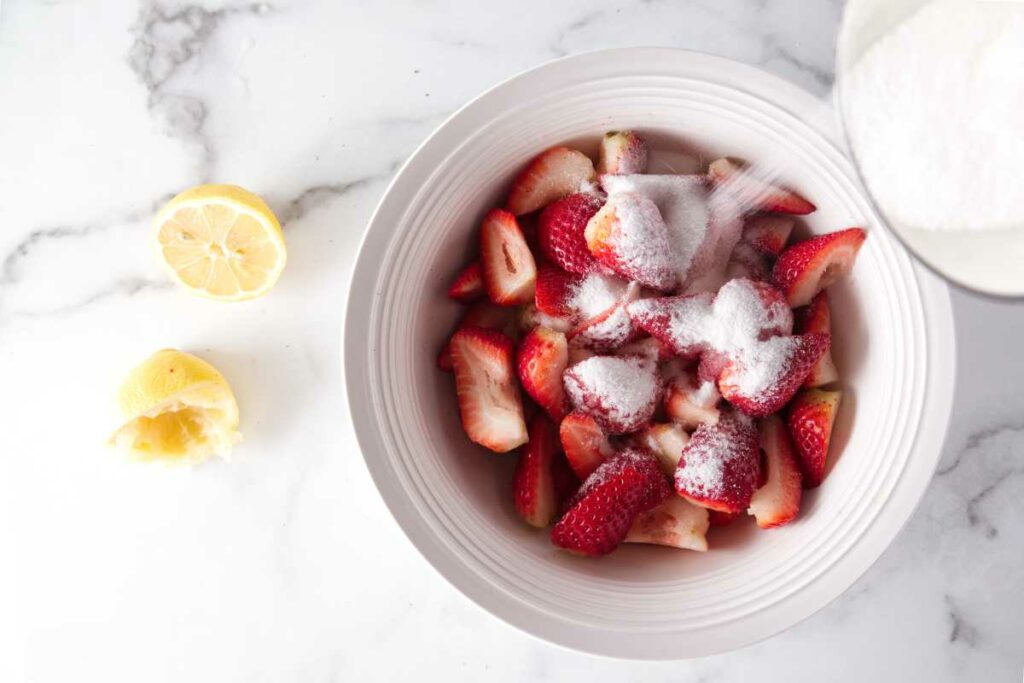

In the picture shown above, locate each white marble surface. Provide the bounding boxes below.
[1,1,1022,680]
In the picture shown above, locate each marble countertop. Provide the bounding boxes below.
[2,1,1021,680]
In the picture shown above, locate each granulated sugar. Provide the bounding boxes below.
[844,0,1024,232]
[563,355,659,433]
[570,272,629,320]
[596,192,676,290]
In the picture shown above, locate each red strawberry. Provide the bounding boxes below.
[551,448,671,556]
[597,130,648,175]
[559,411,613,479]
[551,449,581,505]
[563,355,662,434]
[447,261,484,302]
[664,370,721,430]
[437,302,518,372]
[787,388,842,488]
[674,412,760,514]
[538,193,603,274]
[743,215,794,256]
[480,209,537,306]
[449,326,528,453]
[516,326,569,421]
[708,158,816,215]
[507,146,597,216]
[748,414,802,528]
[626,292,715,357]
[717,332,830,417]
[640,422,690,476]
[512,414,560,528]
[708,509,740,526]
[772,228,866,307]
[625,495,709,551]
[796,291,839,387]
[534,264,583,319]
[584,192,677,291]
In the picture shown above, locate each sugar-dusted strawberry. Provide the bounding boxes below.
[748,414,802,528]
[597,130,648,176]
[507,146,597,216]
[479,209,537,306]
[640,422,690,476]
[714,278,793,340]
[717,332,830,417]
[626,292,715,357]
[625,495,709,551]
[568,278,639,351]
[796,291,839,387]
[449,326,528,453]
[743,214,794,256]
[517,326,569,422]
[563,355,662,434]
[708,509,740,526]
[674,412,760,513]
[559,411,613,479]
[665,370,721,430]
[513,414,560,528]
[534,264,582,319]
[447,261,484,302]
[787,388,842,488]
[708,158,816,215]
[551,448,671,557]
[616,336,675,363]
[438,301,519,372]
[585,192,677,291]
[538,193,604,274]
[773,228,866,307]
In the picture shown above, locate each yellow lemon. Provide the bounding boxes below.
[154,184,286,301]
[109,349,241,463]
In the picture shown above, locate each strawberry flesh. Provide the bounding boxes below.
[447,261,484,302]
[787,388,842,488]
[597,130,648,176]
[480,209,537,306]
[516,326,570,422]
[513,414,560,528]
[796,291,839,387]
[772,228,866,307]
[507,147,597,216]
[748,414,802,528]
[558,411,612,479]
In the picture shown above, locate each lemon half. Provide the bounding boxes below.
[154,184,286,301]
[109,349,241,463]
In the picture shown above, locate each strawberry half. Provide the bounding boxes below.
[513,414,560,528]
[437,301,518,372]
[449,326,528,453]
[708,157,816,215]
[717,332,830,417]
[625,495,709,551]
[584,192,677,291]
[551,448,671,557]
[516,326,569,422]
[674,412,760,514]
[447,261,484,302]
[506,146,597,216]
[480,209,537,306]
[534,264,583,319]
[787,388,842,488]
[559,411,613,479]
[538,193,604,275]
[563,355,662,434]
[796,291,839,387]
[772,228,866,307]
[743,214,794,256]
[597,130,648,176]
[748,414,802,528]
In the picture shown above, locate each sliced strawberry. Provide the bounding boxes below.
[584,192,677,291]
[437,302,518,372]
[640,422,690,476]
[449,326,528,453]
[743,214,794,256]
[516,326,569,421]
[665,370,721,430]
[513,414,560,528]
[551,448,671,557]
[534,264,583,319]
[626,292,715,357]
[796,291,839,387]
[787,388,842,488]
[568,279,640,351]
[714,278,793,339]
[563,355,662,434]
[559,411,613,479]
[726,240,771,282]
[447,261,484,302]
[717,332,830,417]
[708,158,816,215]
[674,412,760,514]
[625,495,709,551]
[551,449,581,506]
[538,193,604,274]
[748,414,802,528]
[480,209,537,306]
[597,130,648,176]
[772,228,866,307]
[507,146,597,216]
[708,509,740,526]
[517,302,572,335]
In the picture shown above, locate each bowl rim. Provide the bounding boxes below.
[342,47,957,659]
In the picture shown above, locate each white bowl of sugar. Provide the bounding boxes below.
[344,48,956,658]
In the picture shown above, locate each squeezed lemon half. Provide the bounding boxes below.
[108,349,241,463]
[154,184,286,301]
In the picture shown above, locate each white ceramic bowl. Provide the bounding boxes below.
[344,49,956,659]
